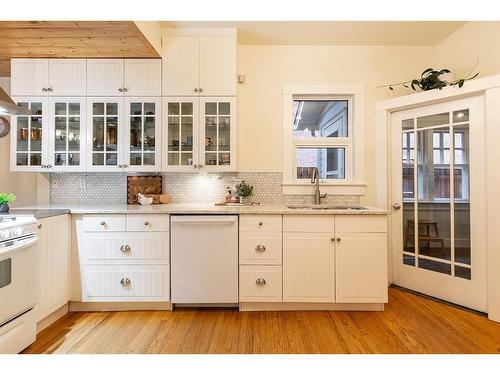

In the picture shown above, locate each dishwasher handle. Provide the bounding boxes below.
[171,216,237,225]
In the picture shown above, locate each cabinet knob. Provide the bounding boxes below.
[118,88,123,92]
[255,245,266,252]
[42,88,48,92]
[336,237,341,242]
[120,244,131,253]
[122,87,128,93]
[198,164,203,169]
[47,87,53,92]
[194,88,199,92]
[37,224,42,229]
[120,277,131,286]
[144,221,150,226]
[100,221,106,226]
[255,278,266,286]
[199,88,203,93]
[392,203,401,210]
[331,237,335,242]
[194,164,199,169]
[258,221,263,227]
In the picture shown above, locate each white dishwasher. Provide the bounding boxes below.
[171,215,239,305]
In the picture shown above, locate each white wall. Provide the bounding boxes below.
[0,77,39,207]
[237,45,434,205]
[433,21,500,79]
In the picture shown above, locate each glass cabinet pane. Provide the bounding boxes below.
[126,102,156,167]
[52,101,82,167]
[203,101,232,166]
[91,101,119,166]
[167,101,194,166]
[15,101,44,167]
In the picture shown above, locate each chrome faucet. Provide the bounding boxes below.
[311,167,327,204]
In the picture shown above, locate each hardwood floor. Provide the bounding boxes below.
[23,287,500,354]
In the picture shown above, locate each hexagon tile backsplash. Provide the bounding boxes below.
[49,172,360,206]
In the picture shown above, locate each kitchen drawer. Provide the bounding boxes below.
[126,214,169,232]
[83,215,126,232]
[81,232,169,264]
[239,215,282,232]
[239,266,282,302]
[81,265,170,302]
[283,215,334,233]
[239,232,282,265]
[335,215,387,233]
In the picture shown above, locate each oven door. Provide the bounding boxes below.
[0,235,38,326]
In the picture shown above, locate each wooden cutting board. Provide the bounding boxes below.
[127,176,162,204]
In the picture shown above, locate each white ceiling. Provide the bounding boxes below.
[159,21,466,46]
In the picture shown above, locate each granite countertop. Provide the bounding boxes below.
[6,208,71,219]
[17,203,388,215]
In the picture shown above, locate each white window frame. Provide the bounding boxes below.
[282,84,366,195]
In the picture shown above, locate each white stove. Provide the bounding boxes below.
[0,214,39,353]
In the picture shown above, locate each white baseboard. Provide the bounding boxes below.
[37,304,69,333]
[69,301,172,312]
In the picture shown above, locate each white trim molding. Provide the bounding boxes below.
[375,73,500,323]
[282,84,366,196]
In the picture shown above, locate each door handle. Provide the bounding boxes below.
[393,203,401,210]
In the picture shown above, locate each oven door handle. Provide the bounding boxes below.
[0,236,38,258]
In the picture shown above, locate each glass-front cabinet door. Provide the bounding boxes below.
[10,98,48,171]
[163,97,199,171]
[199,97,236,171]
[48,98,86,171]
[87,98,123,171]
[124,98,161,171]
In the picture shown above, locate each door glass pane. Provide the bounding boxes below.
[30,153,42,166]
[130,153,142,166]
[54,117,67,151]
[205,153,217,166]
[455,266,471,280]
[181,102,192,115]
[16,153,28,166]
[17,116,29,151]
[168,153,179,165]
[93,103,104,116]
[180,117,192,151]
[143,153,155,166]
[454,124,470,266]
[55,153,66,165]
[181,153,193,166]
[105,153,117,166]
[205,116,217,151]
[93,118,104,151]
[130,102,142,116]
[144,117,155,152]
[293,100,348,137]
[168,103,179,115]
[402,125,416,256]
[106,103,117,116]
[93,153,104,166]
[106,118,118,151]
[417,112,449,129]
[295,147,345,180]
[130,116,142,152]
[55,102,66,115]
[68,153,80,166]
[417,128,451,262]
[144,102,155,116]
[453,109,469,123]
[68,117,80,152]
[219,115,230,152]
[418,258,451,275]
[205,102,217,115]
[68,102,80,116]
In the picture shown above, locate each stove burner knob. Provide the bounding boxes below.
[0,230,9,239]
[11,227,24,237]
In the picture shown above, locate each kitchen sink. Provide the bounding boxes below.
[286,204,368,210]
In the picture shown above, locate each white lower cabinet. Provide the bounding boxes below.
[37,215,71,321]
[82,265,169,302]
[283,232,335,303]
[239,266,282,302]
[79,214,170,303]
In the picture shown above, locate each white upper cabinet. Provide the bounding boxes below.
[162,37,200,96]
[11,59,86,96]
[87,59,125,96]
[87,59,161,97]
[162,31,237,96]
[11,59,49,96]
[199,37,237,96]
[124,60,161,96]
[47,60,87,96]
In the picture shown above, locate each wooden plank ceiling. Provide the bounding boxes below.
[0,21,160,76]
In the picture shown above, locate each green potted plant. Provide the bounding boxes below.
[0,193,16,213]
[235,181,254,204]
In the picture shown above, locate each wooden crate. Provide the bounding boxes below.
[127,176,162,204]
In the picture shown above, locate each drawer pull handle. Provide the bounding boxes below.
[120,244,131,253]
[144,221,150,226]
[258,221,263,227]
[120,278,131,286]
[100,221,106,226]
[255,278,266,286]
[255,245,266,252]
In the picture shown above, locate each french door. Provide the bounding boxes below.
[390,96,487,312]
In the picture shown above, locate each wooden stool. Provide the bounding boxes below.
[404,219,446,255]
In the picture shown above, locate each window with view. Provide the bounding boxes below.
[291,99,351,181]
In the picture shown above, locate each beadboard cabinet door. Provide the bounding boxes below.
[48,59,87,96]
[199,36,237,96]
[162,36,200,96]
[87,59,125,96]
[283,232,335,303]
[124,59,161,96]
[11,59,49,96]
[37,215,71,322]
